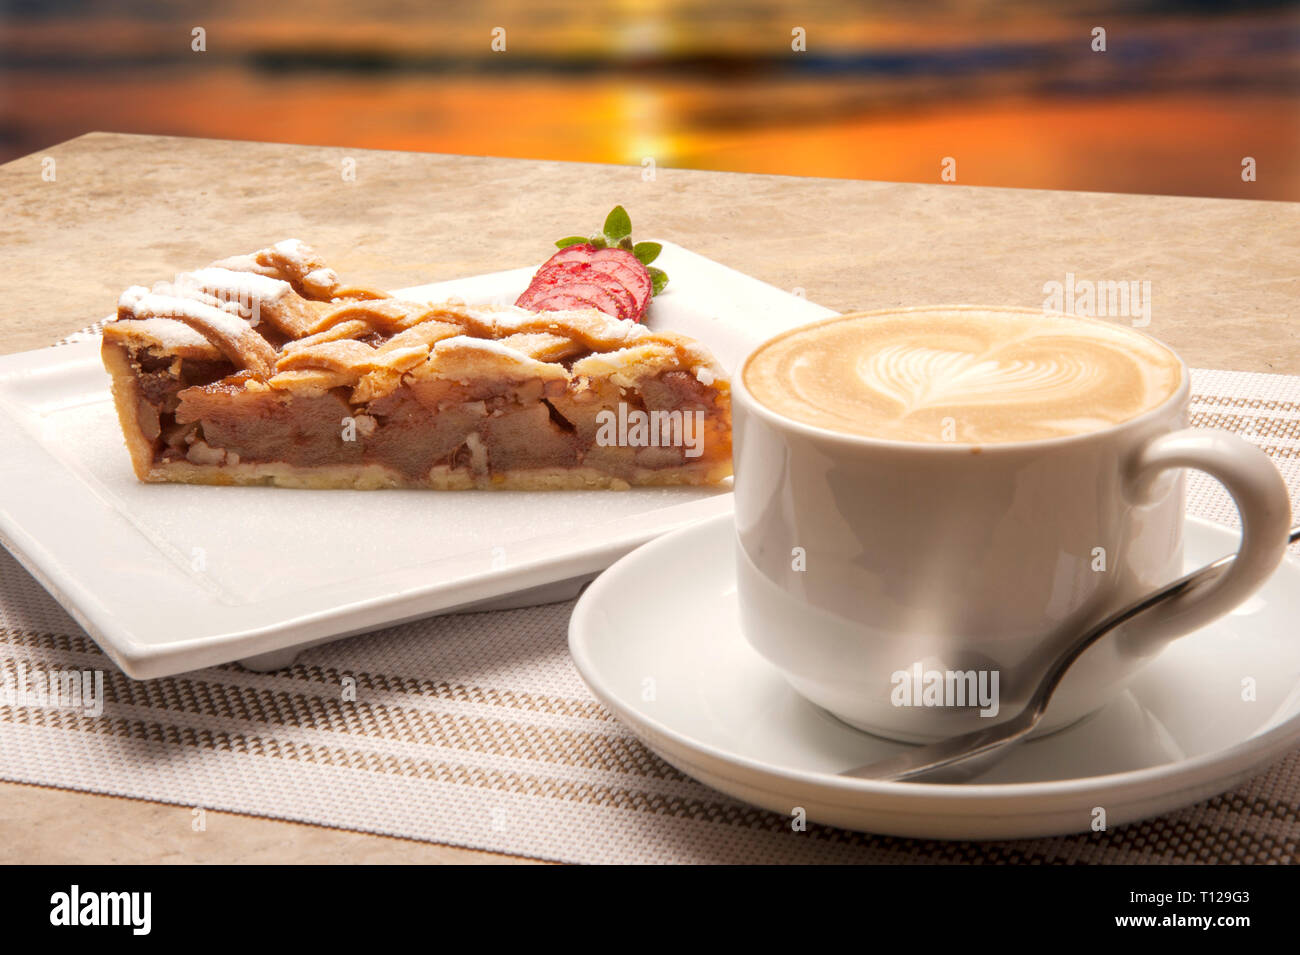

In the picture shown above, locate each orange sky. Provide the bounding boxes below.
[2,4,1296,199]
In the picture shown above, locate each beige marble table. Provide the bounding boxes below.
[1,133,1296,864]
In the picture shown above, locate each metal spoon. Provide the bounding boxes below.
[839,527,1300,784]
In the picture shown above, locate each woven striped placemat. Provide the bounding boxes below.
[1,356,1298,864]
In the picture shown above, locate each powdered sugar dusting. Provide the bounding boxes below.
[118,285,151,313]
[185,268,292,304]
[435,335,552,367]
[122,281,246,320]
[303,268,339,294]
[110,318,215,350]
[125,292,257,339]
[455,304,535,332]
[273,239,315,266]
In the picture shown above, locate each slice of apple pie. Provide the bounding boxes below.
[101,241,732,489]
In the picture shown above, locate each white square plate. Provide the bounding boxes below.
[0,242,834,677]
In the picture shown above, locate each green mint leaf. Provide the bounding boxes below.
[555,235,589,249]
[647,266,668,296]
[591,235,608,249]
[632,241,662,265]
[603,205,632,242]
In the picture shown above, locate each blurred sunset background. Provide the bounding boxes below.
[1,0,1297,199]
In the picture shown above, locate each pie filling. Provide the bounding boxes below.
[101,241,732,489]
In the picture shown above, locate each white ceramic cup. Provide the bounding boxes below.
[733,306,1293,743]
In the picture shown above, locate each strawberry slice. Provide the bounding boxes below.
[518,248,645,321]
[514,207,666,323]
[588,249,653,311]
[527,279,632,321]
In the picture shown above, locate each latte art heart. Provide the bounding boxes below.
[859,345,1104,413]
[744,309,1182,444]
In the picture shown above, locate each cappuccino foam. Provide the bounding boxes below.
[743,309,1182,443]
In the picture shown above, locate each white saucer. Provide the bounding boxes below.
[569,513,1300,839]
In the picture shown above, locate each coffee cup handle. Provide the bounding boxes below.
[1123,429,1292,651]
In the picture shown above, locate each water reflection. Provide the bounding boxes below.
[2,1,1297,198]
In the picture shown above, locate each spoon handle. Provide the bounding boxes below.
[840,526,1300,782]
